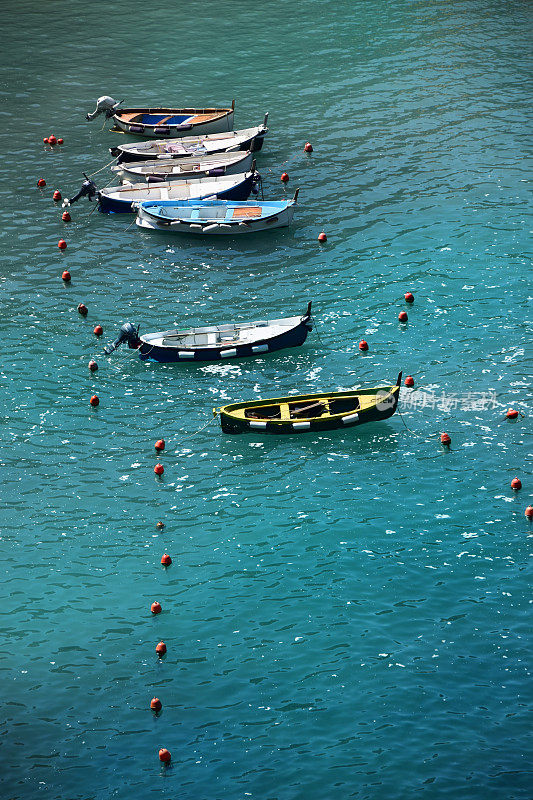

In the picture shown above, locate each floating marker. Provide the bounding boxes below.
[151,601,162,615]
[318,232,327,243]
[151,698,162,712]
[154,463,164,476]
[77,303,88,316]
[405,292,414,303]
[43,137,49,144]
[161,553,172,566]
[304,142,313,153]
[511,478,522,490]
[281,172,289,182]
[156,521,165,530]
[48,134,57,146]
[155,439,165,452]
[506,409,518,419]
[94,325,103,336]
[440,432,451,445]
[88,360,98,372]
[359,340,368,351]
[398,311,408,322]
[159,748,171,763]
[90,394,99,407]
[404,375,414,387]
[156,641,167,656]
[37,178,46,187]
[62,210,71,222]
[53,190,62,202]
[58,138,64,145]
[525,506,533,519]
[62,270,71,282]
[58,239,67,250]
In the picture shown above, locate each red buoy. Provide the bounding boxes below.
[154,463,164,476]
[359,340,369,351]
[156,641,167,656]
[58,138,64,145]
[62,210,71,222]
[156,521,165,530]
[525,506,533,519]
[150,697,162,712]
[155,439,165,452]
[43,137,49,144]
[77,303,88,316]
[90,394,99,407]
[398,311,408,322]
[62,270,71,282]
[404,375,414,387]
[281,172,289,182]
[506,409,519,419]
[318,232,327,243]
[511,478,522,491]
[53,190,62,202]
[48,135,57,146]
[58,239,67,250]
[440,432,451,445]
[161,553,172,566]
[404,292,414,304]
[159,748,171,763]
[37,178,46,187]
[304,142,313,153]
[151,601,162,615]
[94,325,103,336]
[88,360,98,372]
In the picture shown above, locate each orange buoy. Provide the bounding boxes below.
[281,172,289,182]
[156,641,167,656]
[159,748,171,763]
[58,138,64,145]
[150,697,162,712]
[151,601,162,615]
[161,553,172,566]
[506,409,519,419]
[90,394,99,407]
[404,375,414,387]
[58,239,67,250]
[511,478,522,490]
[359,340,368,351]
[318,232,327,243]
[398,311,408,322]
[156,521,165,530]
[154,463,164,476]
[404,292,414,303]
[77,303,88,316]
[440,432,451,445]
[155,439,165,452]
[48,134,57,146]
[62,270,71,282]
[94,325,103,336]
[62,210,71,222]
[525,506,533,519]
[88,360,98,372]
[37,178,46,187]
[53,190,62,202]
[304,142,313,153]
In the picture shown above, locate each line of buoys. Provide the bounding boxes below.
[154,463,164,476]
[90,394,99,407]
[161,553,172,566]
[359,340,368,351]
[62,270,71,282]
[318,232,327,243]
[88,359,98,372]
[511,477,522,490]
[151,601,162,615]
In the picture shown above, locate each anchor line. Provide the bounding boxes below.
[87,156,119,178]
[172,414,218,448]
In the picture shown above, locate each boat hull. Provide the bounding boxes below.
[135,201,295,235]
[113,107,234,139]
[216,376,401,434]
[98,173,255,213]
[113,150,253,184]
[138,318,311,362]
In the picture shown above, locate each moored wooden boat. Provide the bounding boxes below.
[110,117,269,162]
[112,101,235,138]
[215,373,402,434]
[135,191,299,236]
[103,303,313,363]
[98,171,258,213]
[111,150,253,184]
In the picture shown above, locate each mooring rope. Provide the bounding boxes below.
[87,156,118,178]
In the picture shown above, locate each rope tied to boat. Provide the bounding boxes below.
[173,414,218,450]
[86,156,119,178]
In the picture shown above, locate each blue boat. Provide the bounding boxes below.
[98,171,258,214]
[103,303,313,363]
[135,191,299,235]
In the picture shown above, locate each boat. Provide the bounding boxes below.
[135,191,299,236]
[110,117,269,162]
[214,373,402,434]
[103,303,313,363]
[111,101,235,138]
[111,150,253,184]
[98,171,259,214]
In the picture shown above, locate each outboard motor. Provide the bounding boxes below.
[86,96,123,121]
[63,173,98,207]
[104,323,141,355]
[251,169,262,197]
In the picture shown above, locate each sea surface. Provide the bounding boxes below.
[0,1,531,798]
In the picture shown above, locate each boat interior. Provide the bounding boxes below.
[117,111,223,125]
[244,396,361,420]
[144,318,299,348]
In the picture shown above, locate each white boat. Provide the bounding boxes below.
[135,192,299,236]
[98,171,258,213]
[110,116,269,162]
[111,150,253,184]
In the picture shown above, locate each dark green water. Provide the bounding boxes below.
[1,1,531,798]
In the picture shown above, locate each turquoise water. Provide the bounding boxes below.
[1,1,532,798]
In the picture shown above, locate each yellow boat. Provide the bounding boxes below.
[215,373,402,434]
